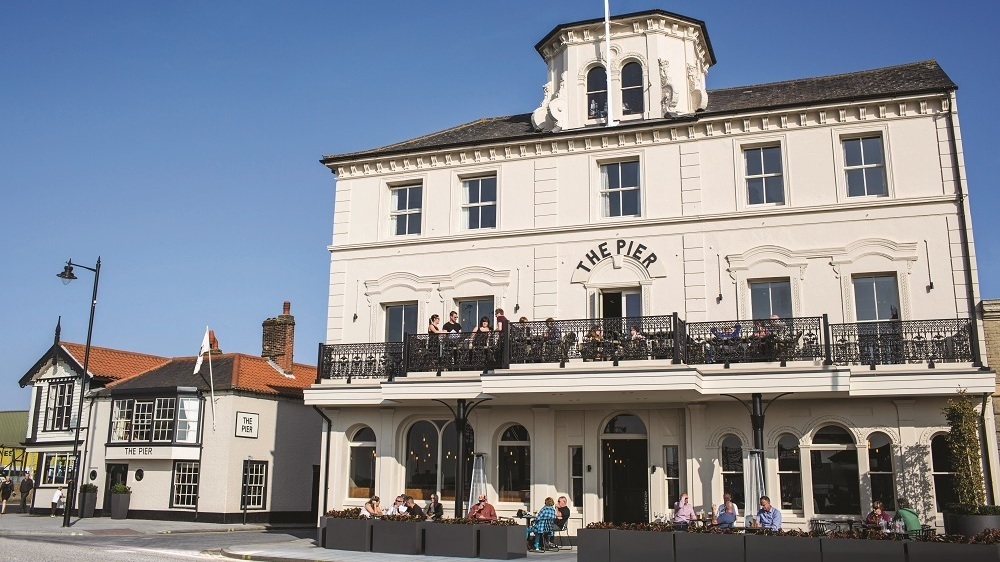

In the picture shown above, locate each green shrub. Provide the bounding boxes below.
[79,483,98,493]
[110,483,131,494]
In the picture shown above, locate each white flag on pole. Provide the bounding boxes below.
[193,327,211,374]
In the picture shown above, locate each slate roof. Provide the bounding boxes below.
[102,354,316,399]
[320,60,955,165]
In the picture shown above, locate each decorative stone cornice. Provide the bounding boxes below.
[329,93,950,179]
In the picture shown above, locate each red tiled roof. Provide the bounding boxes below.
[229,354,316,397]
[61,342,170,382]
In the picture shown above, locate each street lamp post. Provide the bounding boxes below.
[56,257,101,528]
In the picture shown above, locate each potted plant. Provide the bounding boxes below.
[577,522,613,562]
[423,518,479,558]
[941,392,1000,536]
[324,507,371,551]
[109,483,130,520]
[78,483,98,518]
[674,526,744,559]
[818,529,906,562]
[907,528,1000,561]
[477,518,527,560]
[744,529,821,562]
[370,513,424,555]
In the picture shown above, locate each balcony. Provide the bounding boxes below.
[316,316,976,382]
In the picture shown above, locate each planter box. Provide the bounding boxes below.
[317,516,327,547]
[424,523,479,557]
[608,529,675,561]
[675,531,743,561]
[576,528,611,562]
[943,513,1000,537]
[745,534,820,562]
[325,517,371,551]
[371,520,424,555]
[478,524,527,559]
[78,492,98,518]
[907,541,1000,562]
[820,537,905,562]
[109,494,130,520]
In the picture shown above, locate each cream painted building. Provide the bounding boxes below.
[19,302,321,523]
[307,9,997,532]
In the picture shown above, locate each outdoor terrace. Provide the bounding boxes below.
[315,315,975,383]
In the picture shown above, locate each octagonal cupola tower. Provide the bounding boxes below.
[531,9,715,133]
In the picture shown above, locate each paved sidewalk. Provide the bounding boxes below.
[222,539,577,562]
[0,511,267,536]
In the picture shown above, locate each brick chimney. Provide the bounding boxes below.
[262,301,295,373]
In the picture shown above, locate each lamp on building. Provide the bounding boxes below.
[55,257,101,528]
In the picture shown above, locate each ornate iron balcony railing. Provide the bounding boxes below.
[684,316,827,367]
[829,318,972,367]
[507,314,680,366]
[317,341,404,383]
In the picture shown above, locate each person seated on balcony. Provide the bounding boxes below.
[752,496,782,530]
[582,325,603,360]
[544,318,561,342]
[865,500,891,531]
[471,316,492,347]
[629,326,645,340]
[425,493,444,520]
[443,310,463,333]
[404,496,425,519]
[526,497,557,552]
[468,494,498,521]
[672,492,696,530]
[428,314,444,335]
[712,492,739,529]
[362,495,381,518]
[891,498,921,537]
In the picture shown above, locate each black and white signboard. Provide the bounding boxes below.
[236,411,259,438]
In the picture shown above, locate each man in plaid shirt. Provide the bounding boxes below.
[527,497,558,552]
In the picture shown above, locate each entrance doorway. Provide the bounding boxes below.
[601,414,649,523]
[103,463,128,515]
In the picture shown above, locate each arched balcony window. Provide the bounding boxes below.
[810,425,860,514]
[587,67,608,119]
[498,424,530,503]
[349,426,376,498]
[721,434,744,508]
[867,432,895,509]
[776,434,802,511]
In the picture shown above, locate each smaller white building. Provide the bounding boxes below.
[19,302,322,523]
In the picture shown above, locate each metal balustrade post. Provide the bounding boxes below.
[822,314,833,365]
[316,342,325,384]
[671,312,681,364]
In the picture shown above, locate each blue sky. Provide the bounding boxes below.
[2,0,998,411]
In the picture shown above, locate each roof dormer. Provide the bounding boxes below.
[530,9,715,133]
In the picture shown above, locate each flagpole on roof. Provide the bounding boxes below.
[604,0,617,127]
[193,326,216,431]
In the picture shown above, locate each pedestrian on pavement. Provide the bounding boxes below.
[51,486,63,517]
[0,477,14,514]
[19,472,34,514]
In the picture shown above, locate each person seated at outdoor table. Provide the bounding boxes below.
[470,316,492,347]
[713,492,739,529]
[672,492,696,530]
[425,493,443,520]
[583,326,603,360]
[384,495,406,515]
[362,495,381,518]
[752,495,782,530]
[516,316,531,336]
[865,500,892,531]
[443,310,463,333]
[404,496,425,519]
[428,314,444,335]
[544,318,561,342]
[629,326,645,340]
[468,493,498,521]
[526,497,557,552]
[891,498,921,537]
